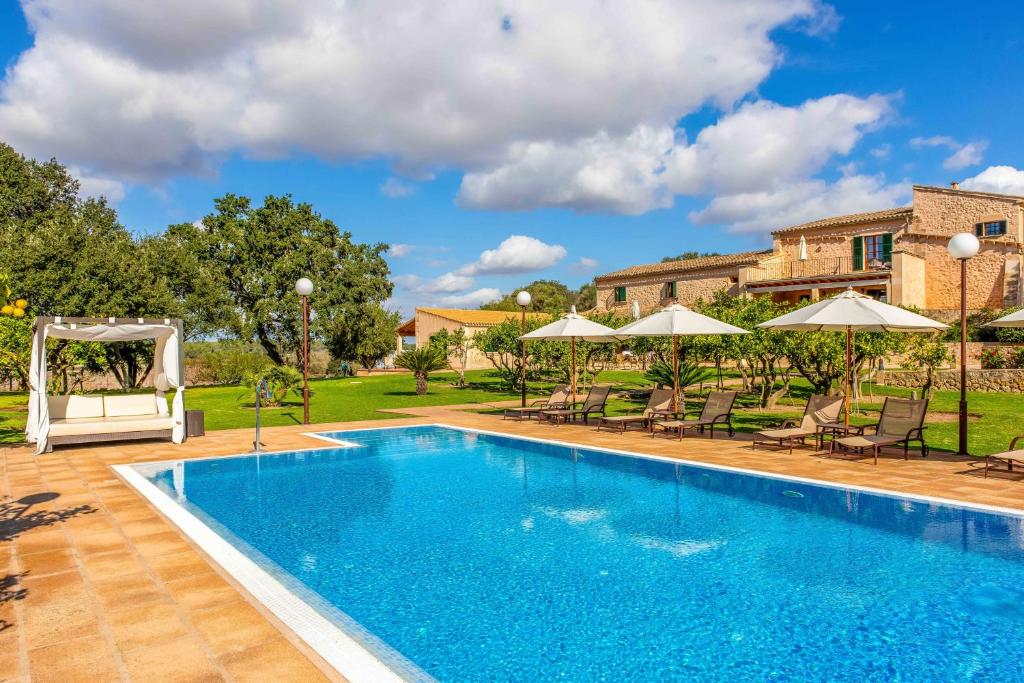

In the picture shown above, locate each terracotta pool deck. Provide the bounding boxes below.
[3,403,1024,681]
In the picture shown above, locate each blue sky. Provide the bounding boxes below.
[1,1,1022,315]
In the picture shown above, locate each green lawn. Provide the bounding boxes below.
[1,369,1019,456]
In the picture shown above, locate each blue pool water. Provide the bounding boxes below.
[140,426,1024,681]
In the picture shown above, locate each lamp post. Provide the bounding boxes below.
[516,290,532,407]
[947,232,979,456]
[295,277,314,425]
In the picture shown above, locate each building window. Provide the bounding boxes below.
[665,281,677,299]
[852,233,892,270]
[614,286,627,303]
[976,220,1007,237]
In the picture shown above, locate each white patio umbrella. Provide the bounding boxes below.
[608,303,749,412]
[520,307,615,402]
[985,309,1024,327]
[757,287,948,425]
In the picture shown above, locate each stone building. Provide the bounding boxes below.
[396,307,544,371]
[595,184,1024,317]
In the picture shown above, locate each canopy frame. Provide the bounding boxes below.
[27,316,186,453]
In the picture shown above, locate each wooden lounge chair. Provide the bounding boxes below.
[830,397,929,465]
[596,388,674,434]
[650,391,737,440]
[541,385,612,425]
[752,394,845,453]
[984,436,1024,478]
[503,385,570,420]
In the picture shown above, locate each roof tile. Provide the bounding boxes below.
[595,250,771,282]
[771,206,912,235]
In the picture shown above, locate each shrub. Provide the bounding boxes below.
[189,342,270,385]
[243,364,303,406]
[980,348,1008,369]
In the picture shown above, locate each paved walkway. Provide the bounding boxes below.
[3,404,1023,681]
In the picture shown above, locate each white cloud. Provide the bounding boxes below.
[962,166,1024,196]
[457,235,567,275]
[458,126,674,215]
[870,143,891,159]
[459,93,892,218]
[439,288,502,308]
[0,0,825,187]
[909,135,987,170]
[389,243,415,257]
[424,272,476,293]
[380,177,418,198]
[70,167,126,202]
[943,142,987,171]
[568,257,599,274]
[691,174,910,233]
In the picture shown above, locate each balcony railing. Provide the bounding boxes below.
[745,256,890,283]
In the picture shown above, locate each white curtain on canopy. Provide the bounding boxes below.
[26,318,185,453]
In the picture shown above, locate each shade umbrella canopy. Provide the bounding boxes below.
[612,304,750,337]
[757,288,947,424]
[607,304,748,412]
[520,311,615,402]
[985,308,1024,327]
[521,312,617,342]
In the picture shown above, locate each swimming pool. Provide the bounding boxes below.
[123,425,1024,681]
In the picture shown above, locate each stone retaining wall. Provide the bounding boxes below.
[877,368,1024,393]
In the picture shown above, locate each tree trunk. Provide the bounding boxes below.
[415,372,427,395]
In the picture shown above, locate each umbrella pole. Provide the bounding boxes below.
[673,335,679,414]
[845,326,851,426]
[571,336,577,405]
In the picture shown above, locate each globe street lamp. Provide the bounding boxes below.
[947,232,979,455]
[295,277,315,425]
[516,290,532,407]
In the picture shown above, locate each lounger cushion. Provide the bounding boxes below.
[836,434,902,449]
[103,394,160,417]
[756,427,813,441]
[990,449,1024,462]
[655,419,704,429]
[48,395,105,420]
[49,414,174,437]
[601,415,646,423]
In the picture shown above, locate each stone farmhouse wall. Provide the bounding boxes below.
[596,265,741,312]
[878,368,1024,393]
[772,217,908,262]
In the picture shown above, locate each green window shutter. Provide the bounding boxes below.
[615,286,626,302]
[667,282,676,298]
[881,233,892,262]
[852,236,864,270]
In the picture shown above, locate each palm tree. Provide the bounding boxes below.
[394,347,449,395]
[643,360,709,411]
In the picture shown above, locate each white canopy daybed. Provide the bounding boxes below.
[26,317,185,454]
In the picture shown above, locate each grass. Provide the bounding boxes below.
[0,368,1019,456]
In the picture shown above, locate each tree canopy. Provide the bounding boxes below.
[480,279,595,314]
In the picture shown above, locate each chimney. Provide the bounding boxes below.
[950,181,960,190]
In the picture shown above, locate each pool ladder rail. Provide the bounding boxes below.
[253,378,269,453]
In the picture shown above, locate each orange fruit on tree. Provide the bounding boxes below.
[0,305,13,316]
[14,299,27,309]
[11,308,24,318]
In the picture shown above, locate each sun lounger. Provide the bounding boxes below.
[503,385,570,420]
[541,385,612,425]
[830,397,929,464]
[650,391,737,440]
[984,436,1024,477]
[752,394,845,453]
[596,388,674,433]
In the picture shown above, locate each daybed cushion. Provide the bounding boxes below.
[48,395,104,420]
[103,394,160,417]
[48,415,174,438]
